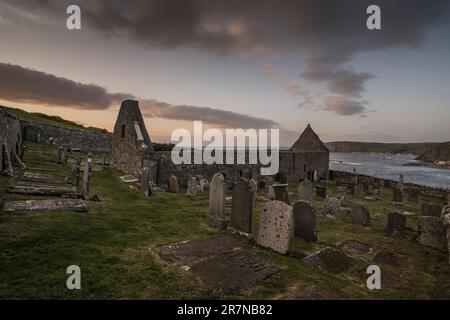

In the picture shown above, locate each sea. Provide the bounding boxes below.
[330,152,450,189]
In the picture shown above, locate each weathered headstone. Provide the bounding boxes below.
[249,178,257,208]
[74,158,81,186]
[186,175,198,200]
[57,147,64,164]
[398,174,404,192]
[267,185,276,200]
[230,178,253,235]
[264,176,274,192]
[442,212,450,265]
[351,205,370,227]
[407,190,419,202]
[353,184,364,198]
[298,179,313,202]
[207,173,227,230]
[140,166,151,196]
[293,200,317,242]
[386,212,406,237]
[323,197,341,218]
[272,184,290,204]
[418,216,447,251]
[421,202,443,217]
[3,199,88,213]
[257,200,293,254]
[168,175,179,193]
[81,154,93,197]
[316,186,326,198]
[392,188,403,203]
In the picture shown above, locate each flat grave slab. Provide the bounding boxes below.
[7,185,81,197]
[339,240,372,255]
[2,199,87,213]
[303,247,356,274]
[154,234,280,293]
[22,171,68,183]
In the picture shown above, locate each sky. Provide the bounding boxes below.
[0,0,449,147]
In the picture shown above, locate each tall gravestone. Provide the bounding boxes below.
[168,175,179,193]
[140,165,151,196]
[186,175,198,200]
[73,158,81,186]
[257,200,293,254]
[230,178,253,235]
[81,154,93,197]
[208,173,227,230]
[249,178,257,208]
[298,179,313,202]
[351,204,370,227]
[442,211,450,265]
[386,212,406,237]
[316,186,326,198]
[293,200,317,242]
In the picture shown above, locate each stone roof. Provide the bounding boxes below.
[289,124,329,152]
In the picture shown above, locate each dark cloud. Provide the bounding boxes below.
[0,62,280,129]
[0,63,130,109]
[322,96,368,116]
[140,99,279,129]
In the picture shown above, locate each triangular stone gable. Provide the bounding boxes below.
[289,124,328,152]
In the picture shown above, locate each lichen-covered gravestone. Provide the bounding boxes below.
[81,154,93,197]
[293,200,317,242]
[168,175,179,193]
[353,184,364,198]
[257,200,293,254]
[418,216,447,251]
[323,197,341,219]
[421,202,443,217]
[351,204,370,227]
[230,178,253,235]
[298,179,313,202]
[386,212,406,237]
[186,175,198,200]
[207,173,227,230]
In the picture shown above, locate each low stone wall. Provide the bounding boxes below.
[330,170,449,202]
[0,109,22,173]
[21,121,112,152]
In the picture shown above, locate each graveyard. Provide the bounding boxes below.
[1,140,449,299]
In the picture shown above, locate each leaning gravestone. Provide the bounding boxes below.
[230,178,253,235]
[298,179,313,202]
[257,200,293,254]
[207,173,227,230]
[249,178,257,208]
[351,205,370,227]
[386,212,406,237]
[392,188,403,203]
[316,186,326,198]
[168,175,179,193]
[272,184,290,204]
[418,216,447,251]
[293,200,317,242]
[421,202,443,217]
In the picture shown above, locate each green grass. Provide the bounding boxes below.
[0,105,109,134]
[0,142,449,299]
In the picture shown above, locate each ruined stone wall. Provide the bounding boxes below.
[151,150,329,188]
[21,121,112,152]
[0,109,22,173]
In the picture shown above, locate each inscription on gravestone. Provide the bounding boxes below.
[293,200,317,242]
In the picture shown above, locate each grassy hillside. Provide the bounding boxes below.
[416,142,450,162]
[325,141,437,155]
[0,105,110,134]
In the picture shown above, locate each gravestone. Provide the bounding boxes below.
[267,185,276,200]
[418,216,447,251]
[74,158,81,186]
[81,154,93,197]
[442,212,450,265]
[249,178,257,208]
[195,175,205,192]
[421,202,443,217]
[230,178,253,234]
[323,197,341,218]
[303,247,355,274]
[272,184,290,204]
[353,184,364,198]
[298,179,313,202]
[293,200,317,242]
[3,199,88,213]
[392,188,403,203]
[399,174,404,192]
[57,147,64,164]
[351,205,370,227]
[316,186,326,198]
[207,173,227,230]
[264,176,274,192]
[278,171,287,184]
[408,190,419,202]
[257,200,293,254]
[186,175,198,200]
[140,166,151,196]
[386,212,406,237]
[168,175,179,193]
